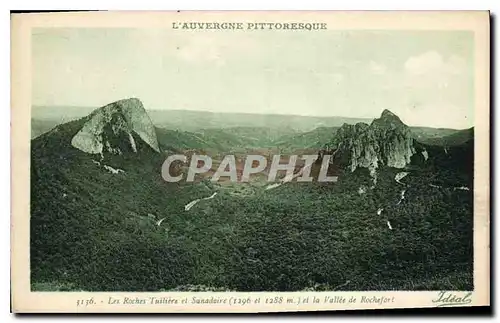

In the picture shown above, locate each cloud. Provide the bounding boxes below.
[126,30,259,68]
[175,34,225,66]
[371,50,473,129]
[331,73,344,83]
[398,101,472,129]
[445,55,467,74]
[401,51,471,99]
[404,51,466,76]
[369,61,386,75]
[172,32,259,67]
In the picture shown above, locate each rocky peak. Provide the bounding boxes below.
[71,98,160,156]
[381,109,397,118]
[333,123,370,141]
[324,109,416,173]
[372,109,405,129]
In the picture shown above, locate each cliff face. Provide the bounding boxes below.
[325,109,416,173]
[371,109,416,168]
[71,98,160,155]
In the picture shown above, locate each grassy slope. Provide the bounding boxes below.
[273,126,338,153]
[417,128,474,147]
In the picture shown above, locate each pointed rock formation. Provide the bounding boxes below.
[323,109,416,173]
[371,109,415,168]
[71,98,160,155]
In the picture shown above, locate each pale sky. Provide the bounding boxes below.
[32,29,474,129]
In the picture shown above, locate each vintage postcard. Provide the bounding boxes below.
[11,11,490,313]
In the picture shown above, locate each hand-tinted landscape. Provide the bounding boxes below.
[30,98,474,291]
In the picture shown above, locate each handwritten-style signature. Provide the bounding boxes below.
[432,291,473,307]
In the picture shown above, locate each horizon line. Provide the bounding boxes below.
[31,104,470,131]
[32,104,374,119]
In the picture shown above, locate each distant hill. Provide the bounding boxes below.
[147,109,372,132]
[416,127,474,147]
[31,105,95,121]
[31,119,59,139]
[410,126,459,141]
[31,106,468,152]
[156,128,243,153]
[273,126,338,153]
[31,105,373,138]
[199,126,298,149]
